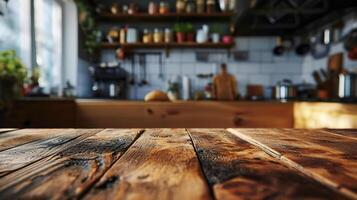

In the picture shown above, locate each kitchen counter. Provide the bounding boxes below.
[0,128,355,199]
[3,98,357,128]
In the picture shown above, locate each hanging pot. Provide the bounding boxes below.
[295,44,310,56]
[273,37,284,56]
[343,28,357,51]
[348,47,357,60]
[295,36,311,56]
[311,30,330,59]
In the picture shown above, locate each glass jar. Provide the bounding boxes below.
[164,28,173,43]
[176,0,186,13]
[185,0,196,13]
[160,2,170,14]
[206,0,215,13]
[119,28,126,44]
[143,29,153,43]
[153,29,163,43]
[196,0,205,13]
[148,2,159,15]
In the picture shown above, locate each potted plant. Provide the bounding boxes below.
[167,81,180,101]
[0,50,27,125]
[210,24,222,43]
[185,23,195,42]
[174,23,187,43]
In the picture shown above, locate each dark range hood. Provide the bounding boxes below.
[234,0,357,36]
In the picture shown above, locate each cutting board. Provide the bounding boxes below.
[327,53,343,73]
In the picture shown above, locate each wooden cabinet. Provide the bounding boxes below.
[294,102,357,128]
[76,100,294,128]
[2,99,76,128]
[7,99,357,129]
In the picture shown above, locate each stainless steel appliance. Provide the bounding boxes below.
[275,79,296,100]
[90,64,128,99]
[338,73,357,99]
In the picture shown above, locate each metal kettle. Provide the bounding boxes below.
[275,79,296,100]
[338,73,357,99]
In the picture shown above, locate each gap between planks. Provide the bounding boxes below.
[77,129,145,199]
[227,128,357,200]
[0,129,102,190]
[185,128,217,200]
[0,129,145,199]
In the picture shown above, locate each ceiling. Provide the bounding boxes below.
[234,0,357,36]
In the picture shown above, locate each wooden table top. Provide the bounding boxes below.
[0,128,355,200]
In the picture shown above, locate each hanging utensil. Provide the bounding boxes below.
[158,53,164,80]
[140,54,148,86]
[129,55,135,85]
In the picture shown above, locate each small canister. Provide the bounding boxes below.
[164,28,173,43]
[154,29,164,43]
[148,2,159,15]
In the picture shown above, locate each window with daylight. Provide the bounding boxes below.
[34,0,63,94]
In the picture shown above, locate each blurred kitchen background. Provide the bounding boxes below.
[1,0,357,101]
[1,0,357,129]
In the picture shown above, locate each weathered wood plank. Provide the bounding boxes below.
[0,129,16,134]
[0,129,68,152]
[83,129,212,200]
[228,128,357,200]
[0,129,101,179]
[0,129,143,200]
[188,129,347,200]
[325,129,357,138]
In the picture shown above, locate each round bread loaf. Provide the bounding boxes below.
[144,90,170,102]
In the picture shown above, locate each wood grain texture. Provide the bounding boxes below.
[83,129,212,200]
[228,128,357,199]
[0,129,67,152]
[0,129,16,134]
[0,129,143,200]
[325,129,357,138]
[3,100,76,128]
[0,129,101,181]
[188,129,347,200]
[76,100,293,128]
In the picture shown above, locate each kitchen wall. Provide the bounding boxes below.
[100,37,304,99]
[301,18,357,84]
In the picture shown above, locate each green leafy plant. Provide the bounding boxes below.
[74,0,100,56]
[0,50,27,83]
[0,50,27,103]
[185,23,194,33]
[173,23,194,33]
[211,24,224,34]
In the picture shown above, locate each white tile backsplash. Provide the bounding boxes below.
[99,36,344,99]
[236,63,260,73]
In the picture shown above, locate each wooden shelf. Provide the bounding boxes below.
[99,12,235,22]
[100,42,235,50]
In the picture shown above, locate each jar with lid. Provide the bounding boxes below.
[185,0,196,13]
[196,0,205,13]
[153,29,164,43]
[206,0,215,13]
[164,28,173,43]
[128,3,138,14]
[148,2,159,15]
[176,0,186,13]
[110,3,121,14]
[159,2,170,14]
[143,29,153,43]
[119,28,126,44]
